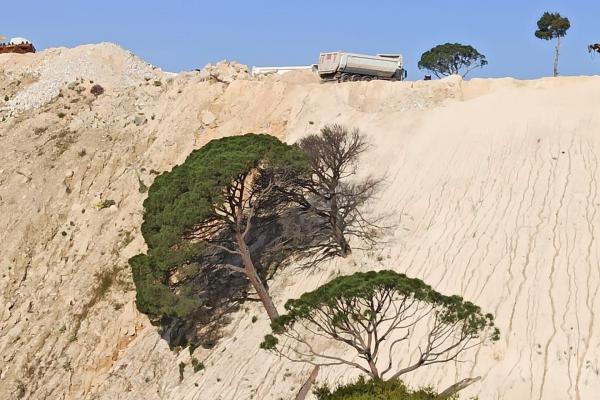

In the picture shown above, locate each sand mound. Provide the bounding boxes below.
[0,43,159,111]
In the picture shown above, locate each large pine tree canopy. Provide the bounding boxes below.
[269,270,496,336]
[130,133,308,323]
[262,270,498,381]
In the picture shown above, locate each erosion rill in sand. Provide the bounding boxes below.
[1,43,600,400]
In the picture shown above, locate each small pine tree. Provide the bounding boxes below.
[535,12,571,77]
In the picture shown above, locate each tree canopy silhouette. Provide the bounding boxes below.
[277,124,384,268]
[418,43,487,78]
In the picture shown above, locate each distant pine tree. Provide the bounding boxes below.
[535,12,571,77]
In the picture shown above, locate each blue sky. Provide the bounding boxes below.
[3,1,600,80]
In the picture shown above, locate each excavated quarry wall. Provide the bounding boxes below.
[1,44,600,400]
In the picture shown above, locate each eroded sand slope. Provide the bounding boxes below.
[1,44,599,400]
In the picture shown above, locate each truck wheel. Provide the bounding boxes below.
[351,75,361,82]
[340,73,350,82]
[361,76,372,82]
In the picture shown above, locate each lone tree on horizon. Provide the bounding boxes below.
[418,43,487,78]
[535,11,571,77]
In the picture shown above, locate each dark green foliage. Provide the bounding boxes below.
[270,270,496,337]
[191,358,205,372]
[262,270,498,380]
[535,12,570,40]
[130,133,308,347]
[259,334,278,350]
[178,362,186,382]
[189,342,198,355]
[418,43,487,78]
[314,376,447,400]
[98,199,116,209]
[138,176,148,193]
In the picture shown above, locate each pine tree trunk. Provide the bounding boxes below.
[333,218,352,257]
[295,366,320,400]
[367,359,380,379]
[330,192,352,257]
[235,232,279,322]
[553,36,561,77]
[437,376,481,399]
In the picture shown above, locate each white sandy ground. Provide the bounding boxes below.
[1,44,600,400]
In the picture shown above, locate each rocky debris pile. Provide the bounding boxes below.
[197,60,249,84]
[4,43,159,111]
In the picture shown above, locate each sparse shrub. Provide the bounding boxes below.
[78,149,87,157]
[153,80,162,86]
[4,95,8,101]
[138,177,148,193]
[15,381,26,399]
[121,230,135,247]
[62,360,72,372]
[313,376,445,400]
[98,199,116,209]
[251,315,258,323]
[179,362,186,382]
[57,112,66,119]
[90,84,105,96]
[191,358,205,372]
[95,270,116,299]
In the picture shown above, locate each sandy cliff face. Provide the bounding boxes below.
[1,44,599,400]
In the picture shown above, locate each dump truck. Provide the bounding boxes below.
[317,52,406,82]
